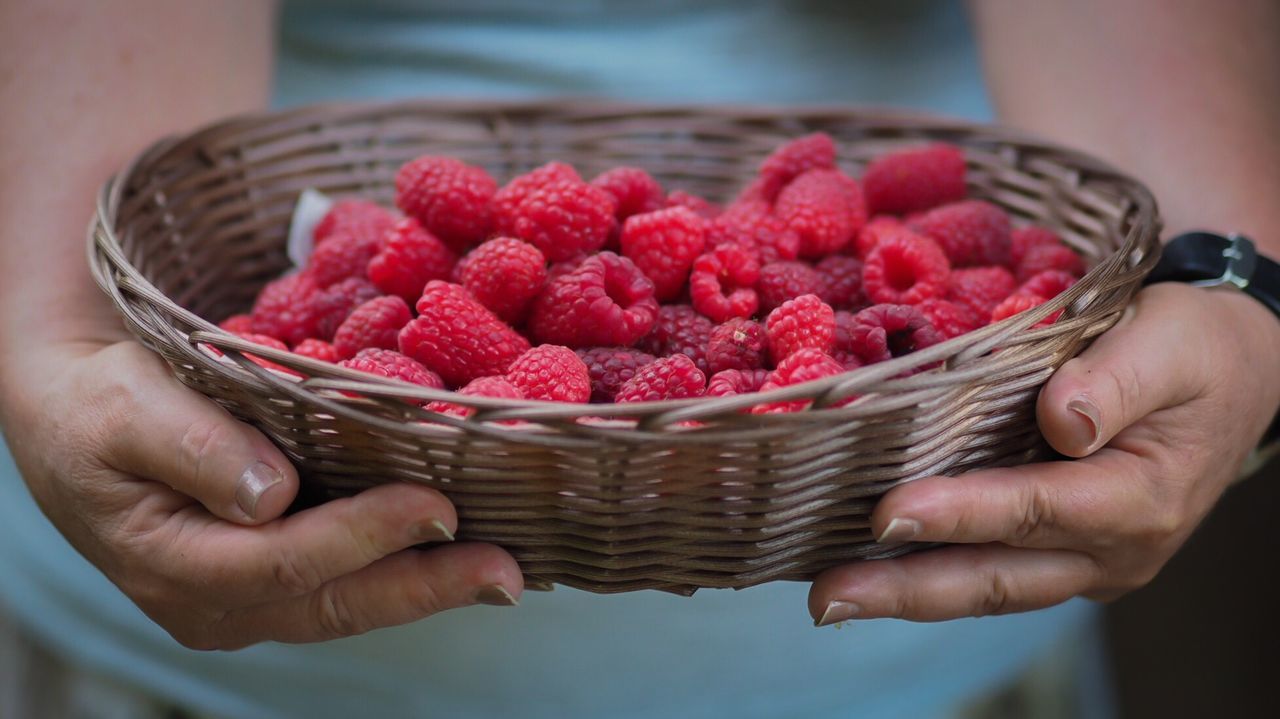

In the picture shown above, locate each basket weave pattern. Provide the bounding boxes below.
[89,101,1160,594]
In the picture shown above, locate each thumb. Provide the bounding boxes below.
[1037,284,1210,457]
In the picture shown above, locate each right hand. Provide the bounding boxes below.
[0,339,524,650]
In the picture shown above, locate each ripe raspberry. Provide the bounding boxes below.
[911,200,1012,267]
[338,348,445,388]
[706,202,799,264]
[705,368,770,397]
[1017,270,1077,300]
[207,332,300,377]
[493,162,582,232]
[506,345,591,403]
[705,318,769,374]
[528,252,659,348]
[394,156,497,253]
[756,261,824,313]
[333,295,412,359]
[307,230,383,288]
[842,304,943,365]
[766,294,836,361]
[250,273,322,345]
[292,338,340,363]
[218,314,255,334]
[862,231,951,305]
[752,348,847,414]
[313,199,397,246]
[614,355,707,403]
[620,207,708,301]
[1011,226,1064,267]
[309,277,382,341]
[425,375,526,418]
[775,169,864,258]
[815,255,865,310]
[758,132,837,202]
[947,266,1017,320]
[545,253,590,282]
[458,238,547,324]
[507,179,616,262]
[917,298,980,340]
[592,167,665,221]
[831,311,863,370]
[636,304,715,372]
[399,281,531,387]
[366,217,458,304]
[689,244,761,322]
[853,215,904,258]
[862,143,967,215]
[575,347,657,403]
[991,293,1060,326]
[1016,243,1085,282]
[664,190,720,219]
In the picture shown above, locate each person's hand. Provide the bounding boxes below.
[0,339,523,650]
[809,283,1280,625]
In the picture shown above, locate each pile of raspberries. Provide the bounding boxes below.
[217,133,1083,414]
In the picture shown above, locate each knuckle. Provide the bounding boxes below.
[974,566,1016,617]
[1012,483,1055,544]
[178,418,233,491]
[266,547,326,596]
[313,586,368,639]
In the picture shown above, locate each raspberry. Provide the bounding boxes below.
[842,304,943,365]
[705,318,769,374]
[636,304,715,372]
[458,238,547,324]
[309,277,381,341]
[425,375,526,418]
[506,345,591,403]
[814,255,865,310]
[991,293,1060,325]
[766,294,836,361]
[218,314,255,334]
[1017,270,1077,300]
[706,203,799,264]
[332,295,412,360]
[862,143,967,215]
[831,311,863,370]
[689,244,761,322]
[911,200,1011,267]
[853,215,904,258]
[1011,226,1064,267]
[307,230,383,288]
[1016,243,1085,282]
[313,199,397,246]
[507,179,616,262]
[614,354,707,403]
[399,281,531,387]
[758,132,837,202]
[775,169,864,258]
[917,298,980,340]
[338,348,444,388]
[947,266,1017,320]
[493,162,582,232]
[752,348,847,414]
[862,231,951,305]
[366,217,458,304]
[292,338,340,363]
[756,261,824,313]
[545,253,590,282]
[620,207,708,301]
[250,273,322,345]
[664,190,720,219]
[592,167,665,221]
[208,332,299,377]
[705,368,770,397]
[575,347,657,403]
[394,156,497,253]
[528,252,658,348]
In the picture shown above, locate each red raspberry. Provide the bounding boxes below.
[507,179,616,262]
[338,348,444,388]
[758,132,837,202]
[831,311,863,369]
[862,231,951,305]
[458,238,547,324]
[207,332,300,377]
[399,281,531,387]
[775,169,864,258]
[689,244,761,322]
[1017,270,1077,300]
[309,277,382,341]
[843,304,943,365]
[614,355,707,403]
[367,217,458,304]
[815,255,865,310]
[707,202,799,264]
[917,298,980,340]
[506,345,591,403]
[947,266,1017,320]
[333,295,412,360]
[621,207,708,301]
[664,190,720,219]
[493,162,582,232]
[911,200,1012,267]
[250,273,322,345]
[756,261,824,313]
[575,347,657,403]
[313,199,397,246]
[853,215,904,258]
[394,156,497,253]
[705,318,769,374]
[636,304,715,372]
[292,338,340,363]
[307,230,383,288]
[991,293,1060,326]
[862,143,967,215]
[218,314,255,334]
[766,294,836,361]
[425,375,526,418]
[545,253,590,282]
[1011,226,1064,267]
[592,167,665,221]
[705,368,770,397]
[1016,243,1086,282]
[752,348,847,414]
[528,252,658,348]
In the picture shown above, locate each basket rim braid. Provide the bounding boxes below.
[89,100,1161,594]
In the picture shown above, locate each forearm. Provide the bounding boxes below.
[971,0,1280,254]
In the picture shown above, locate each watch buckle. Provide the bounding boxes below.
[1191,233,1256,290]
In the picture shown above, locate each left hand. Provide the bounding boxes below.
[810,282,1280,625]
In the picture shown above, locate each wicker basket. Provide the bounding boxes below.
[88,100,1160,595]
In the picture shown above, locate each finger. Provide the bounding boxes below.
[210,543,522,648]
[809,544,1101,624]
[1037,284,1210,457]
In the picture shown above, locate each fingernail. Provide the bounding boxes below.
[877,517,921,544]
[475,584,519,607]
[1067,397,1102,451]
[411,519,455,542]
[816,600,859,627]
[236,461,283,519]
